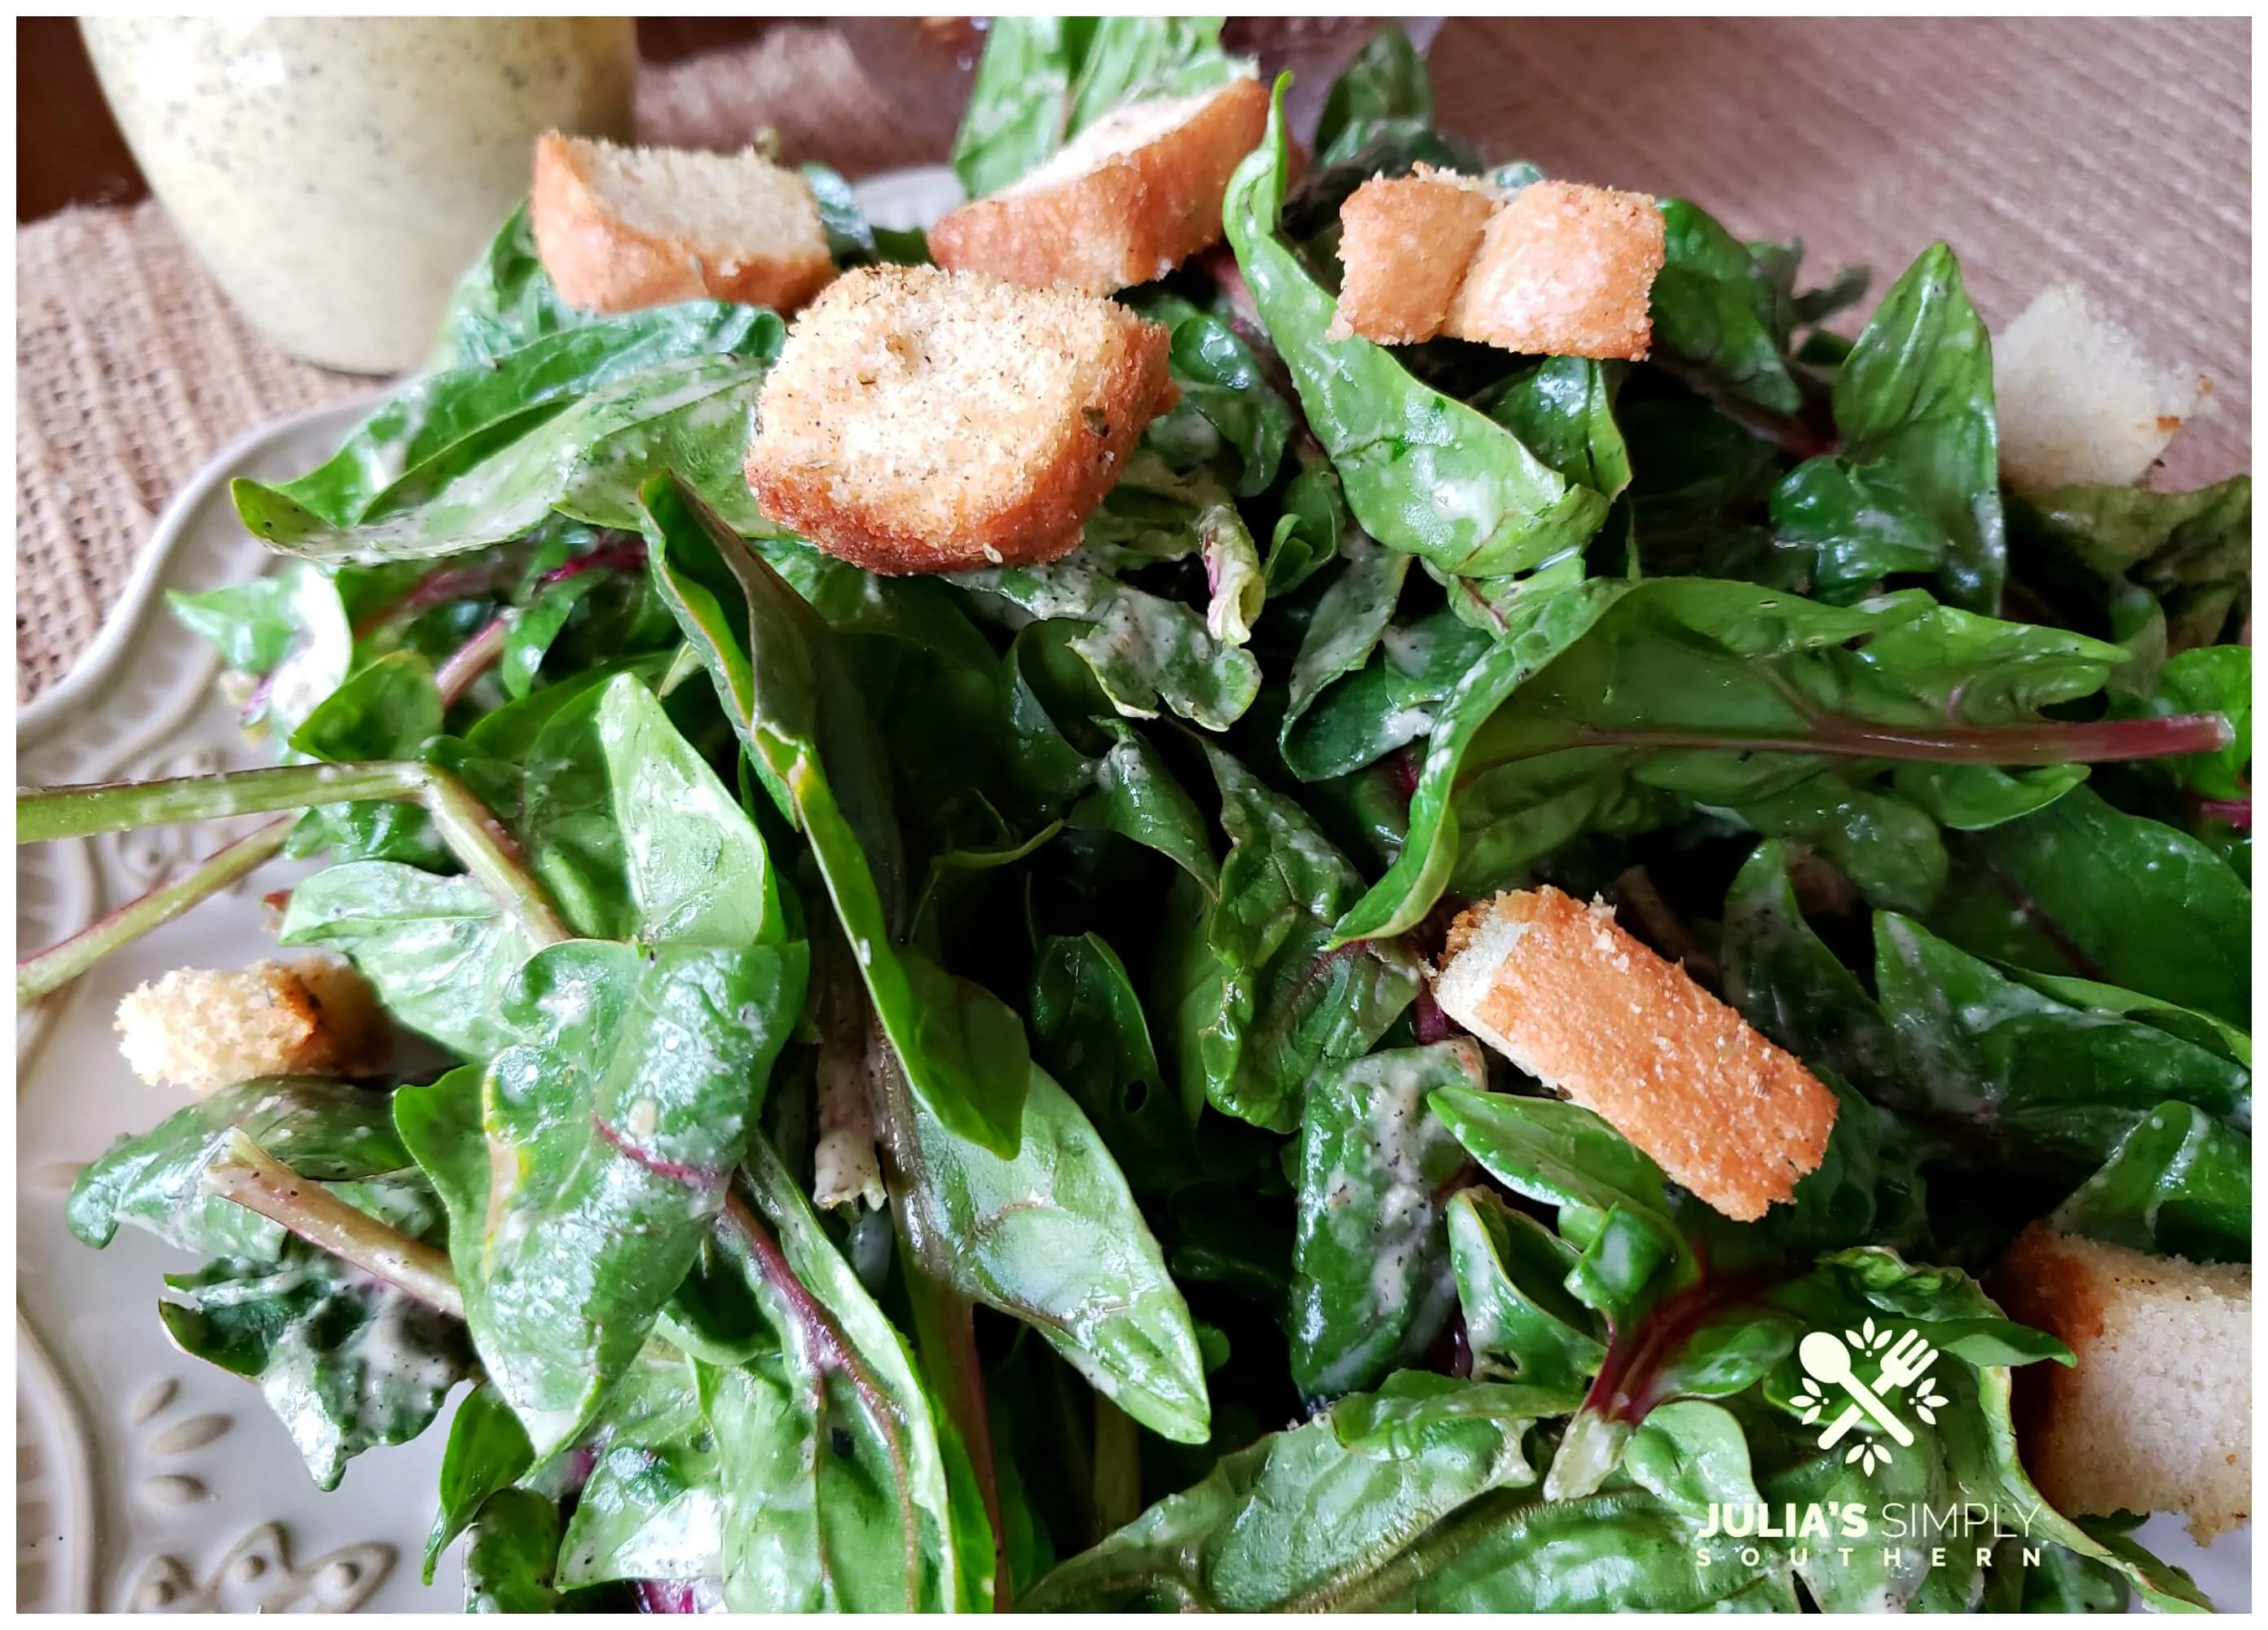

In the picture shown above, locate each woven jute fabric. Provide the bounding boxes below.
[15,18,2249,702]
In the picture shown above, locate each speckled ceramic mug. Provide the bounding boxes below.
[82,17,635,375]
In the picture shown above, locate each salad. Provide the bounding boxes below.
[19,19,2250,1615]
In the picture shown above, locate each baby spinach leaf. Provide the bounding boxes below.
[892,1059,1211,1444]
[1720,839,1900,1099]
[1286,599,1500,785]
[426,1381,535,1581]
[1223,80,1607,579]
[2050,1101,2250,1265]
[394,934,807,1459]
[1337,576,2134,943]
[1719,768,1947,914]
[1021,1372,1544,1610]
[1833,242,2004,612]
[594,673,782,948]
[705,1134,982,1613]
[1873,911,2249,1161]
[645,475,1031,1155]
[1444,1188,1605,1394]
[271,304,781,529]
[2110,642,2251,800]
[168,576,302,672]
[1427,1086,1688,1324]
[1290,1039,1486,1399]
[1266,445,1350,593]
[430,202,588,371]
[1279,534,1413,772]
[1129,293,1295,497]
[236,355,769,565]
[1481,356,1633,500]
[1028,932,1193,1196]
[951,16,1246,200]
[2008,474,2250,662]
[460,1487,570,1613]
[1315,21,1434,165]
[1338,1485,1790,1610]
[1064,722,1219,890]
[1165,746,1420,1132]
[1330,576,1627,941]
[1329,1371,1579,1460]
[1929,786,2250,1024]
[69,1077,411,1259]
[1649,199,1803,416]
[280,862,528,1060]
[1768,456,1951,602]
[953,548,1262,730]
[557,1349,724,1588]
[160,1231,473,1491]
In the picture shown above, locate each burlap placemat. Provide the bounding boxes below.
[16,18,2248,703]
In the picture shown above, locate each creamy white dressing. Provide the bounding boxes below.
[83,19,635,373]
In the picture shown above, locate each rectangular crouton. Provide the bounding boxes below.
[1447,180,1664,359]
[531,132,836,315]
[1433,887,1836,1221]
[930,77,1269,295]
[1994,283,2209,491]
[116,957,390,1094]
[1993,1227,2250,1543]
[745,264,1176,573]
[1328,166,1500,344]
[1332,174,1665,360]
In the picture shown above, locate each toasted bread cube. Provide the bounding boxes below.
[746,265,1176,574]
[930,77,1270,296]
[1444,180,1665,360]
[1994,1227,2250,1542]
[1995,283,2209,491]
[1434,887,1836,1220]
[1328,167,1501,344]
[531,132,836,315]
[115,956,391,1094]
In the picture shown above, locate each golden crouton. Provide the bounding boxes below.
[744,264,1177,574]
[1995,1227,2251,1543]
[1446,180,1663,359]
[1328,166,1500,344]
[930,77,1270,296]
[1995,283,2209,491]
[531,132,836,315]
[115,957,391,1094]
[1332,174,1665,360]
[1433,887,1836,1221]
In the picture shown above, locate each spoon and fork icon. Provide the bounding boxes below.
[1797,1328,1941,1450]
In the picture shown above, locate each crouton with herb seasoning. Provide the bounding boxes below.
[115,956,391,1094]
[1432,886,1836,1220]
[931,76,1270,296]
[531,132,836,315]
[744,264,1177,574]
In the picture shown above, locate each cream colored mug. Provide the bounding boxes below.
[82,17,636,375]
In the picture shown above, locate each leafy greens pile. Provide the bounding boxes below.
[29,19,2249,1615]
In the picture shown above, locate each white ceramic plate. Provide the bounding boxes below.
[15,161,2248,1615]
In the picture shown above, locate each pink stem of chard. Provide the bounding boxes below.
[16,814,294,1002]
[434,618,509,705]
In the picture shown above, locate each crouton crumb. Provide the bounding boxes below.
[115,957,391,1094]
